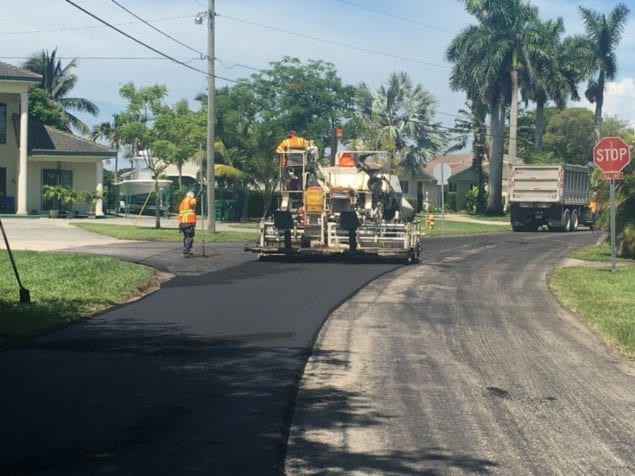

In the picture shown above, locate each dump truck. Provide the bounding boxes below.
[246,148,423,263]
[508,164,596,232]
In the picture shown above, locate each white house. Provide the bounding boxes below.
[0,61,116,216]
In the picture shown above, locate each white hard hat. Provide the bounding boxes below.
[186,191,195,198]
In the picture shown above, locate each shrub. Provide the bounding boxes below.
[618,224,635,259]
[445,192,457,211]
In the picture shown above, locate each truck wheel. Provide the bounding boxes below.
[563,209,572,232]
[570,210,578,232]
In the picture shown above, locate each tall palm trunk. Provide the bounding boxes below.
[509,68,519,163]
[487,95,505,215]
[534,100,546,150]
[594,70,605,143]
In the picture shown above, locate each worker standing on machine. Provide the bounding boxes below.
[276,131,310,190]
[275,130,310,159]
[178,191,198,258]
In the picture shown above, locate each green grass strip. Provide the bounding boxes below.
[73,223,257,242]
[0,250,155,345]
[551,265,635,356]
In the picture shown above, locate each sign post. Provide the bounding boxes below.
[593,137,631,272]
[433,164,451,234]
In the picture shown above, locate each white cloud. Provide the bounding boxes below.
[605,78,635,126]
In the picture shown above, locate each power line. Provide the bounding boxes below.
[61,1,238,84]
[335,0,455,34]
[217,13,449,70]
[1,55,196,61]
[110,0,203,57]
[63,0,233,82]
[0,15,192,36]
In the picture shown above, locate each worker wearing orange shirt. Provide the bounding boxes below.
[178,191,198,257]
[276,131,310,190]
[276,130,310,155]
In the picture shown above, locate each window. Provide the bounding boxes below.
[0,104,6,144]
[399,180,409,194]
[448,182,458,193]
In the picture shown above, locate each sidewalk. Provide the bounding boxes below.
[0,214,244,252]
[0,215,258,277]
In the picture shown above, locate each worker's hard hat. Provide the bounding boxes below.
[287,130,296,137]
[187,191,195,198]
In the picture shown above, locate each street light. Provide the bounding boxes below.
[196,1,215,232]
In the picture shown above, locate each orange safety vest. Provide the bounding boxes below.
[178,196,197,225]
[276,135,310,154]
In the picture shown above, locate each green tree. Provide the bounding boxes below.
[22,48,98,135]
[448,0,542,214]
[153,100,205,188]
[542,107,595,165]
[114,82,169,228]
[446,99,489,213]
[92,117,124,184]
[579,3,631,142]
[355,71,445,175]
[28,88,66,130]
[520,20,590,151]
[212,57,355,216]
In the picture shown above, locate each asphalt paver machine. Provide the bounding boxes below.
[246,147,423,263]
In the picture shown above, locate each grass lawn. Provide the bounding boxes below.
[550,244,635,357]
[422,219,511,236]
[73,222,257,242]
[0,250,156,346]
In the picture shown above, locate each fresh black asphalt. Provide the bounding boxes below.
[0,240,400,475]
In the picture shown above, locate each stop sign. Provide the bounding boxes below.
[593,136,631,172]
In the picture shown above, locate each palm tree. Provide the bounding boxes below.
[92,117,123,187]
[447,0,541,214]
[579,3,630,143]
[23,48,98,135]
[355,71,445,176]
[446,99,489,213]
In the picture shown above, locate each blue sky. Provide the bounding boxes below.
[2,0,634,135]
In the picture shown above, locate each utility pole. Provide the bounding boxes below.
[206,0,216,232]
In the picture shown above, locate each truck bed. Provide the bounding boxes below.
[509,164,590,206]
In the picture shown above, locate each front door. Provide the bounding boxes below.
[42,168,73,211]
[417,181,424,212]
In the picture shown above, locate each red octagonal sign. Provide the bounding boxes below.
[593,136,631,172]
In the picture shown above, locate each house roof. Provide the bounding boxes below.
[0,61,41,83]
[424,153,523,181]
[424,153,474,177]
[28,121,117,157]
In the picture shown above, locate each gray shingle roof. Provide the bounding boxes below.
[0,61,42,82]
[29,121,116,157]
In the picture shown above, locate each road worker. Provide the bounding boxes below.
[178,191,198,257]
[275,131,310,190]
[275,130,310,162]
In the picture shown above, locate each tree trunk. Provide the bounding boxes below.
[154,177,161,229]
[594,71,605,144]
[486,95,505,215]
[509,69,518,164]
[535,100,545,151]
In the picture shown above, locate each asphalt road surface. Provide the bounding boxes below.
[287,231,635,475]
[2,229,632,475]
[0,240,400,475]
